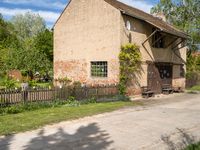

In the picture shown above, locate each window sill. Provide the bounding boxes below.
[90,77,108,80]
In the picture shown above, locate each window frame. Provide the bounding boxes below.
[90,61,108,78]
[156,64,173,79]
[152,29,165,48]
[126,20,131,31]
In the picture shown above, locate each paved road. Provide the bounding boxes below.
[0,93,200,150]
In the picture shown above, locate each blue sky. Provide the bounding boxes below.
[0,0,159,28]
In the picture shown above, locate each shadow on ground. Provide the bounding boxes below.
[0,123,113,150]
[0,135,14,150]
[161,128,197,150]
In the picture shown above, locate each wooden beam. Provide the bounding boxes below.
[173,44,187,51]
[166,38,179,48]
[142,29,158,45]
[172,39,185,50]
[142,29,159,61]
[151,34,165,47]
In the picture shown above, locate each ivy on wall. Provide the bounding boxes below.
[118,43,141,95]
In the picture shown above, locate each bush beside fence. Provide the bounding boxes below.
[0,85,119,107]
[186,72,200,88]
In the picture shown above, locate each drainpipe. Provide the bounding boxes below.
[142,29,159,61]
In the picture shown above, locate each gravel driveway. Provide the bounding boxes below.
[0,93,200,150]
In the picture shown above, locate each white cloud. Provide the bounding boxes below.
[0,7,60,23]
[2,0,66,10]
[118,0,153,13]
[0,0,153,27]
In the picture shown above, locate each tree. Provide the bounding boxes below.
[0,14,20,74]
[151,0,200,51]
[3,38,52,79]
[11,12,46,40]
[34,29,53,62]
[0,12,53,79]
[0,14,7,68]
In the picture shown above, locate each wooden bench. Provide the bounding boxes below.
[141,86,155,98]
[173,87,183,93]
[162,84,174,94]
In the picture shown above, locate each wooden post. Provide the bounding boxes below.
[21,83,29,104]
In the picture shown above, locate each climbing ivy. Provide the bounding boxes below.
[118,43,141,95]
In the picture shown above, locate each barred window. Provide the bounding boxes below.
[91,61,108,77]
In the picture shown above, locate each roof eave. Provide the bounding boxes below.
[122,11,188,39]
[52,0,72,30]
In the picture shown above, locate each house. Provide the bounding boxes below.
[53,0,188,95]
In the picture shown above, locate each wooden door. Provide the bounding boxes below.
[156,64,173,86]
[148,63,162,93]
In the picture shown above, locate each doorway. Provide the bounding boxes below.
[148,63,173,93]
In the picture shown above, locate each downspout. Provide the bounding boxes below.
[142,29,159,61]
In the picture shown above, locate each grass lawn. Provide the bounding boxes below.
[0,101,138,136]
[189,85,200,91]
[34,82,52,88]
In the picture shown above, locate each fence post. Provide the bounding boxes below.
[21,83,29,104]
[96,87,99,99]
[21,90,28,104]
[84,86,88,99]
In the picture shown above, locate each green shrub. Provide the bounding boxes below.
[185,142,200,150]
[117,95,130,101]
[119,43,141,95]
[28,80,37,87]
[0,95,122,115]
[73,81,82,88]
[82,97,97,104]
[65,96,80,107]
[87,97,97,104]
[0,102,59,115]
[118,76,127,95]
[0,97,80,115]
[190,85,200,91]
[5,105,24,114]
[55,77,72,87]
[2,78,17,89]
[28,80,52,88]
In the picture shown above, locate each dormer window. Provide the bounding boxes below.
[126,20,131,30]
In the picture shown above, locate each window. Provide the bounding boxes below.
[91,61,108,77]
[152,29,165,48]
[126,20,131,30]
[156,64,172,79]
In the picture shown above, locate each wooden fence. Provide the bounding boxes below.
[186,72,200,88]
[0,85,119,107]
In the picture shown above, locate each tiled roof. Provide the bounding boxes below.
[105,0,188,38]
